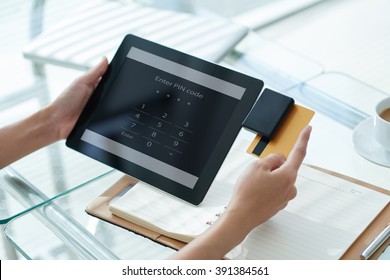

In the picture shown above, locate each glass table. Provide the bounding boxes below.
[1,27,328,258]
[4,171,175,260]
[0,29,324,224]
[0,143,113,225]
[5,66,390,260]
[3,0,390,260]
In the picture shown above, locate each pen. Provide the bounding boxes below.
[360,224,390,260]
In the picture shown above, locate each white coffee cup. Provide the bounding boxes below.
[374,97,390,152]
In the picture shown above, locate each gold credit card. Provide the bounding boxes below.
[247,104,315,158]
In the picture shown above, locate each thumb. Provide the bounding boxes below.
[80,57,109,85]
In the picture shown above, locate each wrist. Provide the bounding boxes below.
[223,203,262,236]
[34,105,61,143]
[171,209,253,260]
[0,107,60,169]
[220,209,254,240]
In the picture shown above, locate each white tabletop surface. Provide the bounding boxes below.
[257,0,390,191]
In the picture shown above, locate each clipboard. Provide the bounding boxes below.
[86,166,390,259]
[307,165,390,260]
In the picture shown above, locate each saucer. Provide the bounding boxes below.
[352,117,390,168]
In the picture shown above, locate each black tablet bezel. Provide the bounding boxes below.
[66,34,263,205]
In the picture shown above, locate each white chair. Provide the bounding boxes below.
[22,0,248,71]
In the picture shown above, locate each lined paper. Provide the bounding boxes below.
[109,144,389,259]
[228,165,390,260]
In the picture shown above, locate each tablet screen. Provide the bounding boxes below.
[67,35,263,204]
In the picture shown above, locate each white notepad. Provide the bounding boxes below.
[109,181,227,243]
[109,149,389,259]
[227,165,390,259]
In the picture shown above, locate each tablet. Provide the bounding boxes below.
[66,35,264,204]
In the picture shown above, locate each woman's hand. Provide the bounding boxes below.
[46,57,108,140]
[171,126,312,259]
[226,125,311,233]
[0,58,108,169]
